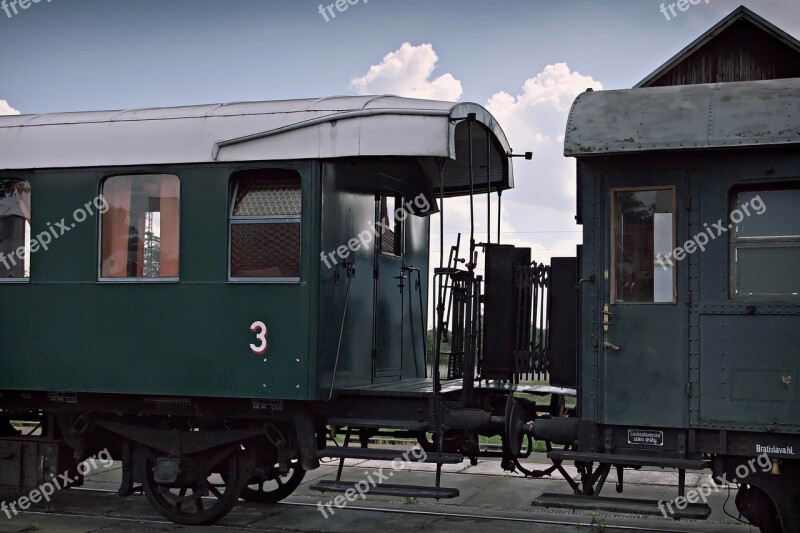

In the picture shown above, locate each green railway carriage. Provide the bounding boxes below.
[0,97,510,401]
[0,96,523,524]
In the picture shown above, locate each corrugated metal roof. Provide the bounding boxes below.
[0,96,513,174]
[564,78,800,157]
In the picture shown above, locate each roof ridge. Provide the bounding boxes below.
[635,4,800,88]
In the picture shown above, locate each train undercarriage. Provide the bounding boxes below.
[1,243,798,531]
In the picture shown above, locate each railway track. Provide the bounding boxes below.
[4,485,746,533]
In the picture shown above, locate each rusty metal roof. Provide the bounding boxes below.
[564,78,800,157]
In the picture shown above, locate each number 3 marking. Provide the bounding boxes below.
[250,321,268,355]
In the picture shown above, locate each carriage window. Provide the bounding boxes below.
[0,179,31,281]
[100,174,180,280]
[612,188,675,303]
[379,194,402,256]
[229,169,301,281]
[733,188,800,298]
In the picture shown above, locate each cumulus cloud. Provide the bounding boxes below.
[0,100,20,115]
[484,63,602,259]
[349,50,602,268]
[351,43,463,101]
[433,63,603,267]
[482,63,602,260]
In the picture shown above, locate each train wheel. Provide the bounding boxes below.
[137,445,244,525]
[239,457,305,503]
[736,484,782,533]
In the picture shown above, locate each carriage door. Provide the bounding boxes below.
[373,193,404,380]
[601,178,687,428]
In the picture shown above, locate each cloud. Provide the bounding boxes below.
[486,62,602,213]
[351,43,463,101]
[431,63,603,267]
[0,100,20,115]
[349,52,602,273]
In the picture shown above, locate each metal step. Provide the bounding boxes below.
[318,447,463,464]
[533,493,711,520]
[547,450,707,470]
[311,479,459,499]
[327,418,428,430]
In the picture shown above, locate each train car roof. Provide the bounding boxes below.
[0,95,514,195]
[564,77,800,156]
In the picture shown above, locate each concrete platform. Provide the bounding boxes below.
[0,453,752,532]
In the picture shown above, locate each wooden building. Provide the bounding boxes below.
[637,5,800,88]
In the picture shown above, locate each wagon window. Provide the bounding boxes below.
[100,174,180,280]
[732,188,800,298]
[379,194,402,256]
[229,169,301,281]
[612,188,675,303]
[0,179,31,281]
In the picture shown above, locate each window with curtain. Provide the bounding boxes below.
[0,179,31,280]
[732,187,800,298]
[229,169,301,281]
[100,174,180,280]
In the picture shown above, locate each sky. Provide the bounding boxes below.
[1,0,799,268]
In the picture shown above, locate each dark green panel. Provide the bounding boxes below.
[699,315,800,426]
[179,168,230,283]
[0,283,310,398]
[27,170,106,283]
[0,162,315,400]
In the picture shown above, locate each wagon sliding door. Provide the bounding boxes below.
[601,175,688,429]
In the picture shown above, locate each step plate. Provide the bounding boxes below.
[547,450,706,470]
[533,493,711,520]
[317,447,464,464]
[311,480,459,499]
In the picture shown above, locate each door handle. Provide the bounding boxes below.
[603,304,613,332]
[603,339,621,351]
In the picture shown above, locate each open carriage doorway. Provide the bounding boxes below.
[373,193,404,380]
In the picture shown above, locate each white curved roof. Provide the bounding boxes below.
[0,96,513,181]
[564,78,800,156]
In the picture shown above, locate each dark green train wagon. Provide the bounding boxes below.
[553,77,800,531]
